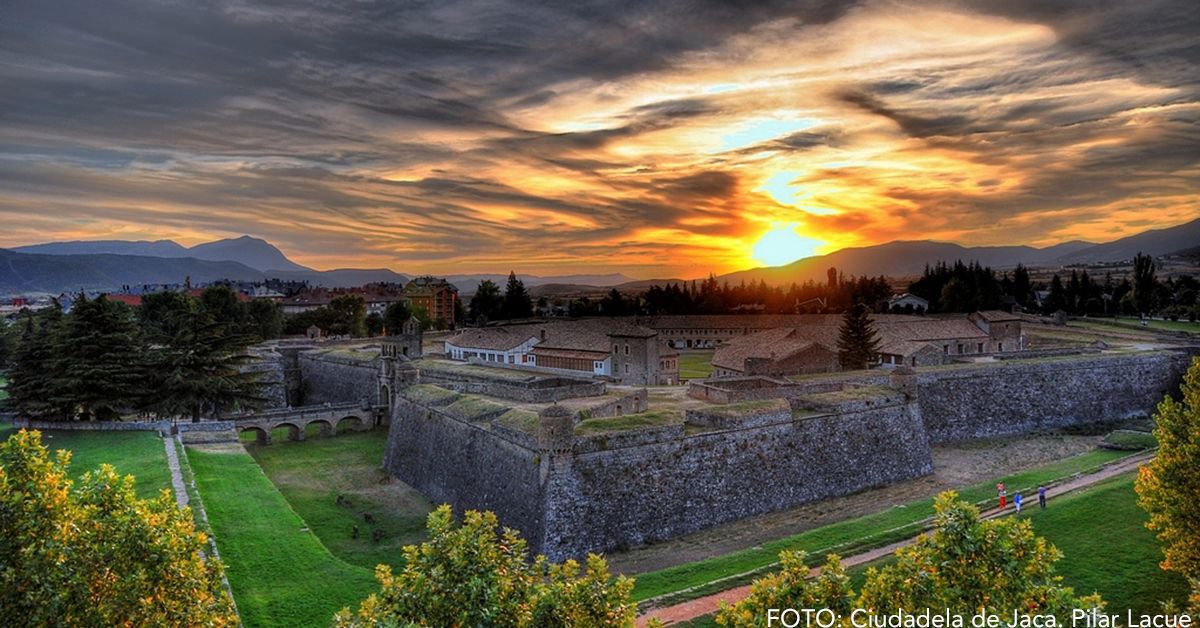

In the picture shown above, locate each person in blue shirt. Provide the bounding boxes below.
[1015,492,1023,513]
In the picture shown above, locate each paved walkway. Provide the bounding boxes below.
[163,434,189,510]
[636,451,1155,627]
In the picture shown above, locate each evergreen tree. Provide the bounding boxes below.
[502,271,533,320]
[137,289,195,337]
[243,298,284,340]
[383,300,413,336]
[1013,264,1031,306]
[468,280,503,323]
[56,294,149,421]
[0,319,15,370]
[1045,274,1067,313]
[1133,252,1158,316]
[148,308,263,423]
[199,285,244,329]
[6,304,66,419]
[837,303,881,371]
[365,312,384,336]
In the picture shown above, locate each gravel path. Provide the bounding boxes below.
[636,450,1156,627]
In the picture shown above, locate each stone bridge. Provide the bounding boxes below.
[229,402,387,445]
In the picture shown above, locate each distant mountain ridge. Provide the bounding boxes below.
[1052,216,1200,264]
[12,235,311,273]
[4,216,1196,295]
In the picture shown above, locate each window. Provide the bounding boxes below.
[943,345,949,354]
[999,342,1004,351]
[625,364,630,374]
[957,344,963,354]
[977,343,983,352]
[624,345,629,355]
[613,345,618,354]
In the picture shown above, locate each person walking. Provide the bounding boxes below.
[1015,492,1023,513]
[1038,485,1047,509]
[998,482,1007,509]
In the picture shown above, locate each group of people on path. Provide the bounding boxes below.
[997,483,1048,513]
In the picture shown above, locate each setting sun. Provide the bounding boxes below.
[751,225,825,267]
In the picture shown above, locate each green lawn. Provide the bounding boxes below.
[1026,473,1190,616]
[246,429,433,572]
[1069,318,1200,334]
[189,447,379,628]
[670,472,1184,624]
[630,448,1133,602]
[679,350,715,380]
[0,423,171,500]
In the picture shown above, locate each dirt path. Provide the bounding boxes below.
[635,451,1155,627]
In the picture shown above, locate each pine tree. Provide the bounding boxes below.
[6,304,66,419]
[502,271,533,320]
[837,303,880,371]
[468,280,503,323]
[56,294,149,421]
[148,307,263,423]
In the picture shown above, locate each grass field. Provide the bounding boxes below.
[189,446,379,628]
[630,448,1133,602]
[246,429,433,572]
[656,472,1185,625]
[679,350,715,380]
[0,373,8,400]
[1069,318,1200,334]
[1027,473,1190,615]
[0,423,171,500]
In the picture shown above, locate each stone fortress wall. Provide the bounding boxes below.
[378,348,1198,561]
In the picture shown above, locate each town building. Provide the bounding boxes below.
[443,319,677,385]
[405,276,458,328]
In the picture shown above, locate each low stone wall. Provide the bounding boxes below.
[13,418,173,431]
[10,418,236,434]
[688,375,889,403]
[579,390,648,421]
[420,368,606,403]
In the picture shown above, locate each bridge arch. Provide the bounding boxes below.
[306,419,334,438]
[239,426,270,446]
[277,422,303,442]
[337,415,364,434]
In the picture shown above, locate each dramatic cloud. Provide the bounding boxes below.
[1,0,1197,277]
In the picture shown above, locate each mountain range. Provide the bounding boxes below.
[1,216,1197,295]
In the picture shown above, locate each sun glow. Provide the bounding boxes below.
[752,225,825,267]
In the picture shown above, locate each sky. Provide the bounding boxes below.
[1,0,1197,279]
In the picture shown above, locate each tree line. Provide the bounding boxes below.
[910,253,1200,318]
[3,285,276,422]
